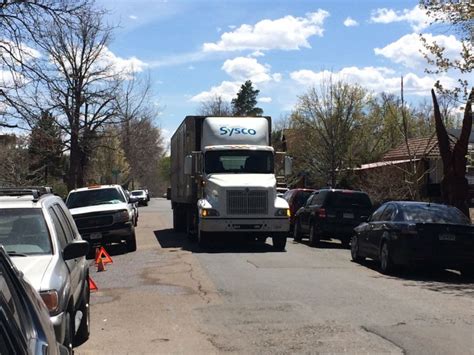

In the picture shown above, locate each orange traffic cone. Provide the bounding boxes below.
[97,257,106,272]
[89,276,98,292]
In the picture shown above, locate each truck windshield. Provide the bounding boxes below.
[66,188,126,208]
[205,150,274,174]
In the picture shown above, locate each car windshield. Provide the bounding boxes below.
[325,192,372,208]
[66,188,126,208]
[131,191,144,196]
[205,150,273,174]
[0,209,52,255]
[402,204,470,224]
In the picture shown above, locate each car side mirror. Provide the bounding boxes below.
[129,196,139,204]
[166,187,171,200]
[63,240,89,261]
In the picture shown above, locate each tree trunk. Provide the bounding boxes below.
[432,88,472,217]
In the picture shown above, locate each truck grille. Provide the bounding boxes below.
[227,190,268,215]
[74,215,114,229]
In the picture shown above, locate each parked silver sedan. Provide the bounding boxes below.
[0,187,90,352]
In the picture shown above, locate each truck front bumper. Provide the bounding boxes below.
[200,217,289,233]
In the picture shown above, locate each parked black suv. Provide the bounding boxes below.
[293,189,372,247]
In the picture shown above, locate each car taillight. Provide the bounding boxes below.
[318,208,327,218]
[40,290,59,313]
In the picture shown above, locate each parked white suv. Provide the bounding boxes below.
[66,185,138,252]
[0,187,90,351]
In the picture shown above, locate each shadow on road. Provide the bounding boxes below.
[154,228,285,253]
[296,239,348,250]
[359,259,474,297]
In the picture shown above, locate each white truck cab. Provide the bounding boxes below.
[170,116,291,250]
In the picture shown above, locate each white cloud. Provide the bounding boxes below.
[250,50,265,57]
[290,66,457,96]
[203,9,330,52]
[343,17,359,27]
[216,27,222,33]
[370,5,431,32]
[129,15,138,20]
[374,33,464,68]
[98,47,148,77]
[259,97,272,103]
[222,57,280,84]
[188,65,195,70]
[190,81,241,102]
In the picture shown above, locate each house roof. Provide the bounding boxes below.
[382,134,455,161]
[354,158,421,171]
[447,128,474,143]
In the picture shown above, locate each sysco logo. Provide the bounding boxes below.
[219,127,257,136]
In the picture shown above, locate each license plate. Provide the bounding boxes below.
[90,232,102,240]
[343,212,354,219]
[439,233,455,241]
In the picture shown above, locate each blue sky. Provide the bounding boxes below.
[96,0,468,144]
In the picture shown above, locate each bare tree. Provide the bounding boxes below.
[0,0,87,128]
[3,5,128,190]
[198,95,232,116]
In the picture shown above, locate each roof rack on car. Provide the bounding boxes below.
[0,186,53,202]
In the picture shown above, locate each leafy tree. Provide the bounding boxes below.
[231,80,263,116]
[419,0,473,101]
[28,111,63,183]
[291,79,368,187]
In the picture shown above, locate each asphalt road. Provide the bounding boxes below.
[77,198,474,354]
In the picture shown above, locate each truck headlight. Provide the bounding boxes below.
[114,210,129,223]
[275,208,290,217]
[40,290,59,314]
[200,208,219,217]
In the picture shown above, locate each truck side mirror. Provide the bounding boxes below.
[184,155,193,175]
[284,156,292,176]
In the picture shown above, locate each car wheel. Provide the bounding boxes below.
[309,223,320,247]
[293,220,302,242]
[460,265,474,279]
[63,309,74,352]
[74,279,90,346]
[126,228,137,252]
[272,235,287,251]
[380,241,395,275]
[351,234,365,263]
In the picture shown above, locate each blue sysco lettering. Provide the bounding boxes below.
[219,127,257,136]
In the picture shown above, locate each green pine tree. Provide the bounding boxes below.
[231,80,264,116]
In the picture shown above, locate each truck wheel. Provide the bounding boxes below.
[126,228,137,252]
[173,207,186,232]
[272,235,287,251]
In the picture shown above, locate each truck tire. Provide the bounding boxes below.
[173,207,186,232]
[272,235,287,251]
[126,228,137,252]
